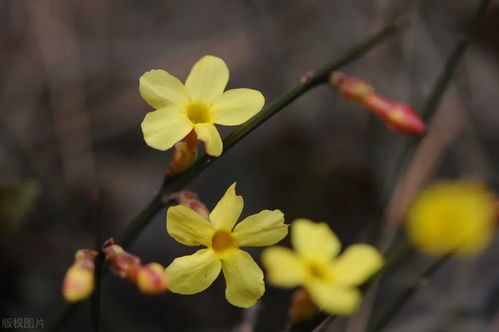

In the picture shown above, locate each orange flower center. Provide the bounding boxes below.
[184,102,212,124]
[211,231,238,253]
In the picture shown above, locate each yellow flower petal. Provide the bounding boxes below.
[185,55,229,103]
[211,88,265,126]
[139,69,189,109]
[332,244,383,286]
[209,183,243,231]
[306,281,361,315]
[167,205,215,246]
[166,249,221,294]
[194,123,223,157]
[141,106,192,151]
[233,210,288,246]
[221,249,264,308]
[262,246,305,287]
[292,219,341,263]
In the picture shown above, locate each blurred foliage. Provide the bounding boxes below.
[0,180,39,235]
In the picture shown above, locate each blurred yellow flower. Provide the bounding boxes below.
[407,179,496,257]
[165,183,287,307]
[262,219,383,315]
[140,55,265,157]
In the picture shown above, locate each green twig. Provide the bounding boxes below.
[367,254,452,332]
[91,254,103,332]
[90,188,103,332]
[47,20,406,331]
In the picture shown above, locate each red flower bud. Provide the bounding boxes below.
[169,190,209,219]
[167,130,199,176]
[331,72,426,136]
[136,263,169,294]
[62,249,98,302]
[288,288,319,323]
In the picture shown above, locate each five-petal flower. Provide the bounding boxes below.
[165,183,288,307]
[140,55,265,157]
[262,219,383,315]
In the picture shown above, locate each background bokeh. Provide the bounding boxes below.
[1,0,499,331]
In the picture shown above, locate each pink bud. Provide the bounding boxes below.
[331,72,374,102]
[288,288,319,323]
[167,130,199,176]
[103,239,141,280]
[331,72,426,136]
[384,102,426,135]
[136,263,169,295]
[169,190,209,219]
[62,249,97,302]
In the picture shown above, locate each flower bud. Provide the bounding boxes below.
[331,72,373,102]
[103,238,141,280]
[330,71,426,136]
[62,249,97,302]
[169,190,209,219]
[383,102,426,135]
[288,288,319,323]
[136,263,169,294]
[63,265,94,302]
[167,130,199,176]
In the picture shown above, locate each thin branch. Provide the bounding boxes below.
[91,188,103,332]
[373,0,493,250]
[47,20,406,331]
[366,254,451,332]
[91,254,103,332]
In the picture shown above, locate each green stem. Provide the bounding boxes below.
[47,21,405,331]
[367,254,451,332]
[91,254,103,332]
[91,188,103,332]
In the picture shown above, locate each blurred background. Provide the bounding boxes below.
[1,0,498,331]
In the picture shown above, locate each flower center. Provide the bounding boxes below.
[306,262,332,282]
[211,231,237,253]
[184,102,212,124]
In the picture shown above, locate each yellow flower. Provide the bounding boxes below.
[140,55,265,157]
[407,179,496,257]
[262,219,383,315]
[165,183,288,307]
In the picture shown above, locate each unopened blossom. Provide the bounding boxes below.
[330,71,426,135]
[103,238,169,294]
[262,219,383,315]
[137,263,169,294]
[288,288,319,323]
[407,179,496,257]
[62,249,97,302]
[165,183,288,308]
[168,190,209,219]
[140,55,265,157]
[166,131,199,176]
